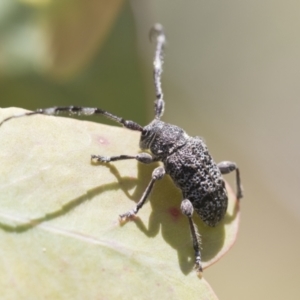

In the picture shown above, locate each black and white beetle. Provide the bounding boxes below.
[0,24,243,273]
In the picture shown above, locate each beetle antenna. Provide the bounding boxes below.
[150,23,166,119]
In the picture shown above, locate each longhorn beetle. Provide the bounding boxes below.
[0,24,243,273]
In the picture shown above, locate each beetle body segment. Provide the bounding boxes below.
[141,119,228,226]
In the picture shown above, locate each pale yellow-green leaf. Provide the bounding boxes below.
[1,0,125,78]
[0,107,240,299]
[45,0,125,78]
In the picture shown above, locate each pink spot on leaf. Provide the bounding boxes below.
[95,135,109,145]
[167,207,181,222]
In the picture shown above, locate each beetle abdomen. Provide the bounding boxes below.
[164,136,228,226]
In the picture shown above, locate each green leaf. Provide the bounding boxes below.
[0,107,240,299]
[0,0,125,78]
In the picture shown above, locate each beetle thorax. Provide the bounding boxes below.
[139,119,189,158]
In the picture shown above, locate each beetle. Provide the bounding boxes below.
[0,24,243,273]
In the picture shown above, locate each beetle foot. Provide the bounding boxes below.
[119,210,136,221]
[91,155,110,162]
[194,258,203,277]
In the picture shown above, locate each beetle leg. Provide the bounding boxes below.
[181,199,202,274]
[218,161,243,200]
[91,152,158,164]
[119,166,165,219]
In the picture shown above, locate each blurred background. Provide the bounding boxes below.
[1,0,300,299]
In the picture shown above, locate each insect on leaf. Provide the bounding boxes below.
[0,107,240,299]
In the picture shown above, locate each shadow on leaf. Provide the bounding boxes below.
[0,156,239,276]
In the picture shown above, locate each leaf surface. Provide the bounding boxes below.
[0,107,240,299]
